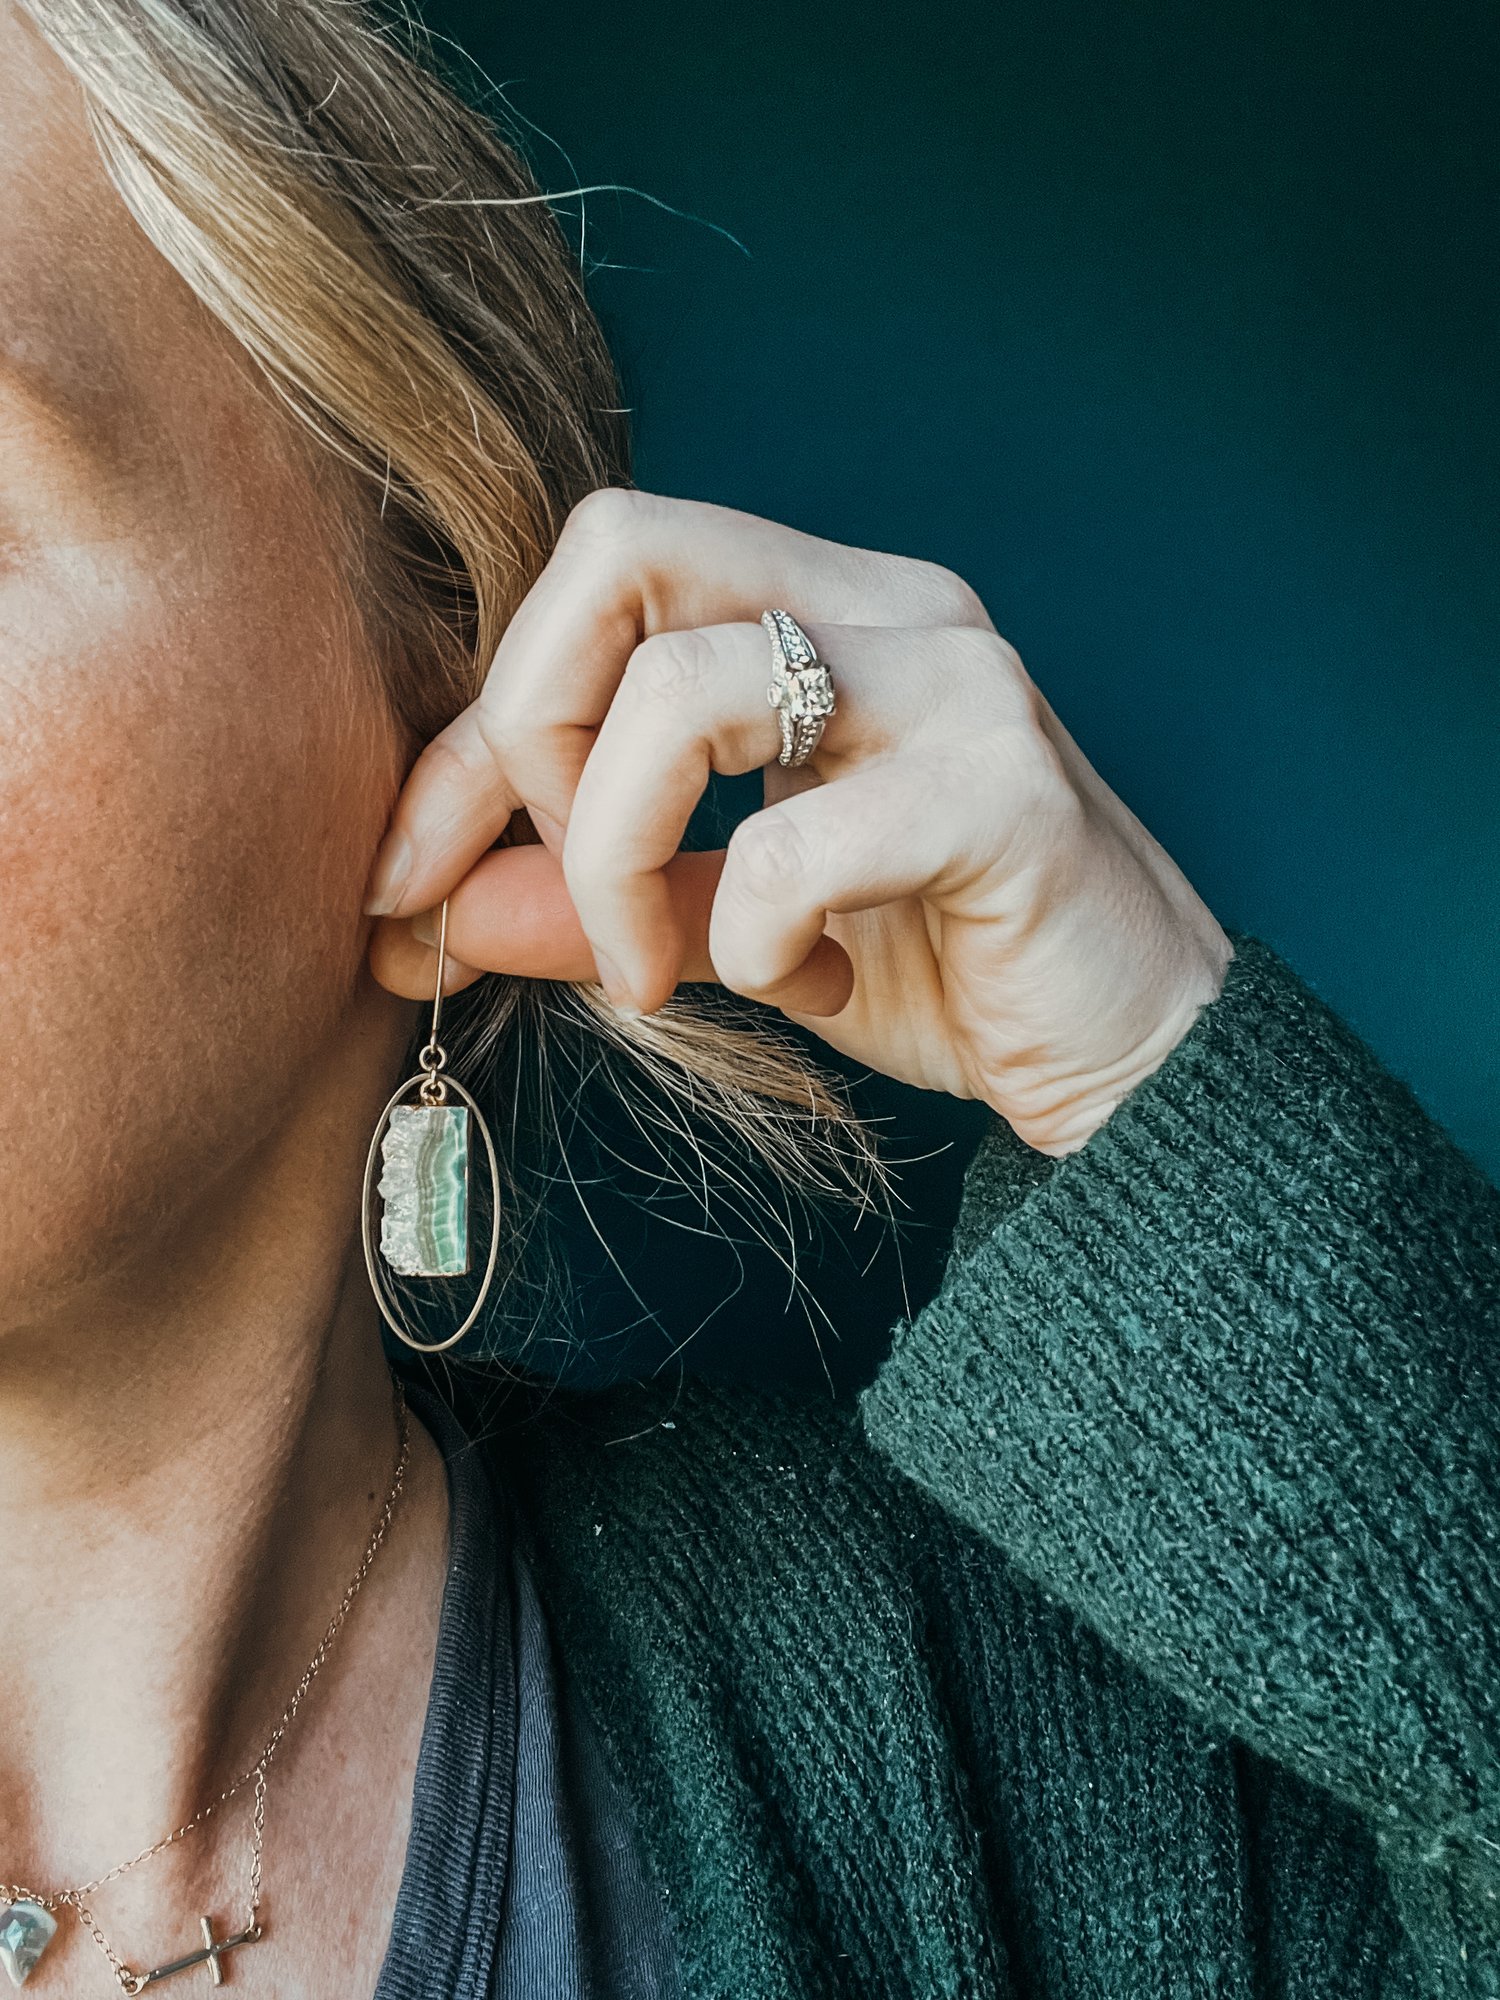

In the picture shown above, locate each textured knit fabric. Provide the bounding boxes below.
[373,1381,677,2000]
[482,930,1500,1999]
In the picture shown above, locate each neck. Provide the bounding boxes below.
[0,975,448,1953]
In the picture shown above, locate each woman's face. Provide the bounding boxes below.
[0,14,410,1326]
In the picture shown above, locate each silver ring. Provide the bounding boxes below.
[761,608,836,768]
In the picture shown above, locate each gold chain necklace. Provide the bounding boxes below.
[0,1372,411,1994]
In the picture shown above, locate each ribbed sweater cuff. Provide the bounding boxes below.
[861,930,1500,1965]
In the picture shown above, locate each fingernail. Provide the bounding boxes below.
[410,908,440,948]
[528,806,565,849]
[592,950,641,1018]
[363,833,412,916]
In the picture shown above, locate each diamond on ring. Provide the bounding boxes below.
[761,609,836,768]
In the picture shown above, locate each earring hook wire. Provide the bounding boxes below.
[429,897,449,1049]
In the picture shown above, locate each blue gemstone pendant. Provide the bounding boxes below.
[0,1901,58,1988]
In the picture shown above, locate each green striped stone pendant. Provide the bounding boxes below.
[377,1103,471,1276]
[360,898,502,1356]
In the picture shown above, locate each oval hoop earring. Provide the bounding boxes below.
[361,898,502,1354]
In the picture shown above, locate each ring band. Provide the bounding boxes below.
[761,609,836,768]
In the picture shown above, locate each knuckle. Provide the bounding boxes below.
[626,628,715,707]
[716,952,778,1000]
[916,625,1030,736]
[1023,739,1085,829]
[474,675,527,744]
[947,621,1026,683]
[710,919,782,997]
[727,808,813,901]
[420,719,499,788]
[559,484,651,550]
[998,717,1085,835]
[906,557,992,627]
[932,646,1083,832]
[955,625,1037,717]
[474,679,555,771]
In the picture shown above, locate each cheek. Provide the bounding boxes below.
[0,525,404,1302]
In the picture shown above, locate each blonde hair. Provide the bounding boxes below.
[23,0,885,1336]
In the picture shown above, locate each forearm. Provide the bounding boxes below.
[861,931,1500,1969]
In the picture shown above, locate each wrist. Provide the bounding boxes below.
[1024,922,1235,1158]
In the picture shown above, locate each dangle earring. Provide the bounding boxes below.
[361,897,502,1353]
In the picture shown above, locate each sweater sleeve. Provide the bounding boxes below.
[860,930,1500,1985]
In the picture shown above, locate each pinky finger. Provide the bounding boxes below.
[709,755,962,1016]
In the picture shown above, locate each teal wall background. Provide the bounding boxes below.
[420,0,1500,1385]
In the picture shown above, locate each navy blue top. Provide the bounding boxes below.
[371,1378,679,2000]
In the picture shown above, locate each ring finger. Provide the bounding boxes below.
[560,618,937,1012]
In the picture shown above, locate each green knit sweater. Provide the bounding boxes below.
[493,932,1500,1998]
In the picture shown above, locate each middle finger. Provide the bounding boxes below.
[561,618,931,1011]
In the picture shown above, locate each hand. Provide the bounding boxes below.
[363,491,1233,1156]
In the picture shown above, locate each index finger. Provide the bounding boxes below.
[361,489,988,917]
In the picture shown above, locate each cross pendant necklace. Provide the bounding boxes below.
[0,1377,410,1992]
[122,1916,263,1992]
[0,1760,269,1996]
